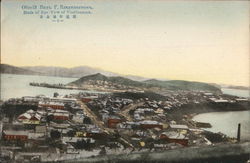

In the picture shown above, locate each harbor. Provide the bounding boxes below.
[0,74,249,162]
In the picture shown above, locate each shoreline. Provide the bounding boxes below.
[167,102,250,121]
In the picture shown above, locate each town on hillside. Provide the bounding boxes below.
[0,78,249,162]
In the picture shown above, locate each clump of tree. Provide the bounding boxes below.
[83,117,92,124]
[74,139,92,150]
[50,130,61,139]
[67,130,76,137]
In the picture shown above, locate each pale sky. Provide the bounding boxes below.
[1,0,249,86]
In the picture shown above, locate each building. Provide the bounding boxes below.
[47,110,70,121]
[18,110,42,124]
[50,97,77,104]
[139,120,163,130]
[107,116,122,128]
[38,101,65,110]
[18,112,32,121]
[160,131,188,146]
[86,130,106,139]
[169,124,189,130]
[209,98,228,103]
[22,96,40,102]
[81,96,98,103]
[52,112,70,121]
[3,130,28,141]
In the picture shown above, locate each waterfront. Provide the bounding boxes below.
[193,111,250,140]
[2,74,249,100]
[1,74,249,141]
[0,74,105,100]
[0,74,249,162]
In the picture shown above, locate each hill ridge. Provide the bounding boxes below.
[69,73,221,93]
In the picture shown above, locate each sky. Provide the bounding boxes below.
[1,0,249,86]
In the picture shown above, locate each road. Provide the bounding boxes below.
[118,102,144,121]
[78,100,105,130]
[77,100,134,148]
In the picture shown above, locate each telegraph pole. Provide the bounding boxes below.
[237,123,241,142]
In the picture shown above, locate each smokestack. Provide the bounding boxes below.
[237,123,241,142]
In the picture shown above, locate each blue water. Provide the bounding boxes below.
[194,88,250,140]
[0,74,103,100]
[193,111,250,140]
[221,88,249,98]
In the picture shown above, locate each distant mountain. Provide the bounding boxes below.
[0,64,42,75]
[0,64,222,93]
[69,73,221,93]
[22,66,118,78]
[2,64,166,81]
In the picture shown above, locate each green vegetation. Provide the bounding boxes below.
[69,73,149,88]
[144,79,221,93]
[68,73,221,93]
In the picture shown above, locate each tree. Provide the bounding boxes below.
[75,140,86,149]
[46,114,54,124]
[54,92,59,97]
[67,130,76,137]
[50,130,61,139]
[83,117,92,124]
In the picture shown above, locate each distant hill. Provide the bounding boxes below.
[144,79,221,93]
[123,75,155,82]
[68,73,149,88]
[2,64,166,81]
[69,73,221,93]
[22,66,117,78]
[0,64,42,75]
[0,64,222,93]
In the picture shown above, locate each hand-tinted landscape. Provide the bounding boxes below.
[1,0,249,163]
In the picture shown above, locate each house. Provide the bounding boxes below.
[3,130,28,141]
[107,116,122,128]
[209,98,228,103]
[50,97,77,104]
[49,110,70,121]
[169,124,189,130]
[30,113,41,121]
[81,96,98,103]
[18,110,42,124]
[53,113,69,120]
[160,131,188,146]
[139,120,163,130]
[38,101,65,109]
[18,112,32,121]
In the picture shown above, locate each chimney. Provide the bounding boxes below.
[237,123,241,142]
